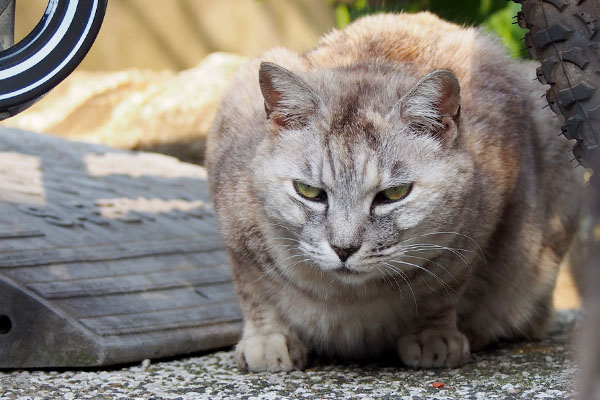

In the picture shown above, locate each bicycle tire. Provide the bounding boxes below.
[0,0,107,120]
[514,0,600,167]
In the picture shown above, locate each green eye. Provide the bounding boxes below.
[380,183,413,202]
[294,181,325,200]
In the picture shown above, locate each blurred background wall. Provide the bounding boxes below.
[15,0,336,71]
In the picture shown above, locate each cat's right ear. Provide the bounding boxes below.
[259,62,318,132]
[398,69,461,147]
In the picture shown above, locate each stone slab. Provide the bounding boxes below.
[0,310,580,399]
[0,127,242,368]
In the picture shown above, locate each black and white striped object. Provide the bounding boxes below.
[0,0,107,120]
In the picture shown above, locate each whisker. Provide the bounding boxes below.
[399,231,487,266]
[383,261,435,291]
[259,243,297,254]
[398,231,461,245]
[250,251,310,285]
[267,236,304,245]
[379,264,403,294]
[251,264,279,285]
[389,259,455,295]
[374,265,396,292]
[372,240,475,263]
[270,223,298,234]
[402,244,472,269]
[278,252,309,265]
[402,243,474,255]
[286,257,315,269]
[381,262,418,315]
[436,231,487,266]
[401,254,459,283]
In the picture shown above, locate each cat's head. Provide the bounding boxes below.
[251,61,474,284]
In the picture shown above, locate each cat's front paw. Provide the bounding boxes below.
[235,333,308,372]
[398,328,470,368]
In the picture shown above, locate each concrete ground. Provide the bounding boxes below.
[0,310,580,400]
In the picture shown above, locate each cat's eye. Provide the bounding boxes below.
[294,181,326,201]
[374,183,413,205]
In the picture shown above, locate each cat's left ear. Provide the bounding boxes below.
[399,70,461,147]
[259,62,318,133]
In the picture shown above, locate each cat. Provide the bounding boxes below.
[206,12,584,372]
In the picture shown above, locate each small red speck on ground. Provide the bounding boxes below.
[433,382,446,389]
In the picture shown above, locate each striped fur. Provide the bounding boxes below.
[207,12,584,372]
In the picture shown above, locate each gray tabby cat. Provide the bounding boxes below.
[207,12,583,372]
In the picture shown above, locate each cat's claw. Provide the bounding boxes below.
[235,333,308,372]
[398,329,470,368]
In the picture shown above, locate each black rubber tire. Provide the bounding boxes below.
[514,0,600,167]
[0,0,107,120]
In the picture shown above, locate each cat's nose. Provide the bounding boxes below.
[331,245,360,262]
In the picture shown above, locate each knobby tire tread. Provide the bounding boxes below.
[515,0,600,167]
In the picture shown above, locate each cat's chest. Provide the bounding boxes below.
[277,290,411,357]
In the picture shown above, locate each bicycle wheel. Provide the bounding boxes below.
[0,0,107,120]
[514,0,600,167]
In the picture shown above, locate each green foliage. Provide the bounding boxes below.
[483,2,528,59]
[335,4,352,28]
[331,0,528,59]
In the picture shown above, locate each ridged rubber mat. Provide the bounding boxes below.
[0,127,242,368]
